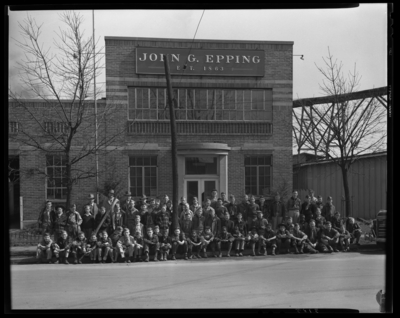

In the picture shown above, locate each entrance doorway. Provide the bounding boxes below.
[185,179,218,206]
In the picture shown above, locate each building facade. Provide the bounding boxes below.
[9,36,294,227]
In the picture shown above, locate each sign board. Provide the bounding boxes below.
[136,47,265,77]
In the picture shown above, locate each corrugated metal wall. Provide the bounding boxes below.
[293,154,387,219]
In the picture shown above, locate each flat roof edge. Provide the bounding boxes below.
[104,36,294,45]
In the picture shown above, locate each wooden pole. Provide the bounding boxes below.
[163,54,179,231]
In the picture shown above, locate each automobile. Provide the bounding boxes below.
[375,210,386,250]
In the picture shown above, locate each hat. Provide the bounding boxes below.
[278,223,287,229]
[256,210,263,214]
[141,194,147,199]
[88,193,95,199]
[221,192,225,195]
[116,226,123,231]
[327,196,333,200]
[108,189,115,194]
[125,191,132,196]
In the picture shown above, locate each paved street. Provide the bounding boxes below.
[10,252,385,312]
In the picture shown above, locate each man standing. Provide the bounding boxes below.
[287,190,301,224]
[270,193,286,230]
[82,193,99,219]
[121,191,134,213]
[103,189,120,216]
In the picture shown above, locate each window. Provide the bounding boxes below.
[244,155,272,196]
[9,122,19,133]
[44,122,68,134]
[128,87,273,121]
[185,156,218,175]
[129,156,158,197]
[46,155,67,200]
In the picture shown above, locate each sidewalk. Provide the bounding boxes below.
[9,240,383,265]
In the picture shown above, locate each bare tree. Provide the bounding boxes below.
[9,11,125,209]
[292,48,387,217]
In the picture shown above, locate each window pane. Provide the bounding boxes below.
[252,90,264,110]
[208,90,215,110]
[47,167,53,177]
[186,157,217,175]
[259,166,265,175]
[187,89,194,110]
[144,167,151,177]
[151,177,157,187]
[129,157,136,166]
[224,90,235,110]
[128,87,135,109]
[216,90,223,109]
[250,157,257,165]
[216,110,223,120]
[151,157,157,166]
[258,157,265,165]
[136,109,143,120]
[250,166,257,175]
[244,90,251,111]
[54,156,61,167]
[244,157,250,166]
[265,156,272,166]
[237,90,244,110]
[137,157,143,166]
[145,177,150,187]
[46,155,53,167]
[178,89,185,110]
[150,88,157,109]
[144,157,150,166]
[196,89,207,110]
[47,189,54,199]
[158,89,166,111]
[55,189,62,199]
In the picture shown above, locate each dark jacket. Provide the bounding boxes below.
[270,201,286,218]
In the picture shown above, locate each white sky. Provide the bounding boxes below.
[8,5,388,100]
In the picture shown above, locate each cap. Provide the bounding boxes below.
[327,196,333,200]
[125,191,132,196]
[88,193,95,199]
[116,226,123,231]
[108,189,115,194]
[256,210,263,214]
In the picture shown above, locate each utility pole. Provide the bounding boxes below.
[163,54,179,231]
[93,10,99,205]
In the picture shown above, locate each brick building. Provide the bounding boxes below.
[9,36,294,227]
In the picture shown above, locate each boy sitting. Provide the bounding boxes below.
[298,214,309,232]
[134,231,144,262]
[110,226,124,263]
[346,217,362,246]
[218,226,234,257]
[36,232,53,264]
[200,226,214,258]
[338,222,351,252]
[258,223,277,256]
[171,227,188,260]
[247,227,259,257]
[70,232,87,264]
[52,230,71,264]
[143,227,160,262]
[98,230,113,263]
[85,233,100,263]
[289,223,308,254]
[119,228,136,263]
[232,225,246,256]
[320,221,340,252]
[275,223,291,254]
[187,229,203,259]
[159,229,172,261]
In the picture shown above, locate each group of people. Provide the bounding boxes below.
[36,189,362,264]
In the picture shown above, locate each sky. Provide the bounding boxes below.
[8,4,388,100]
